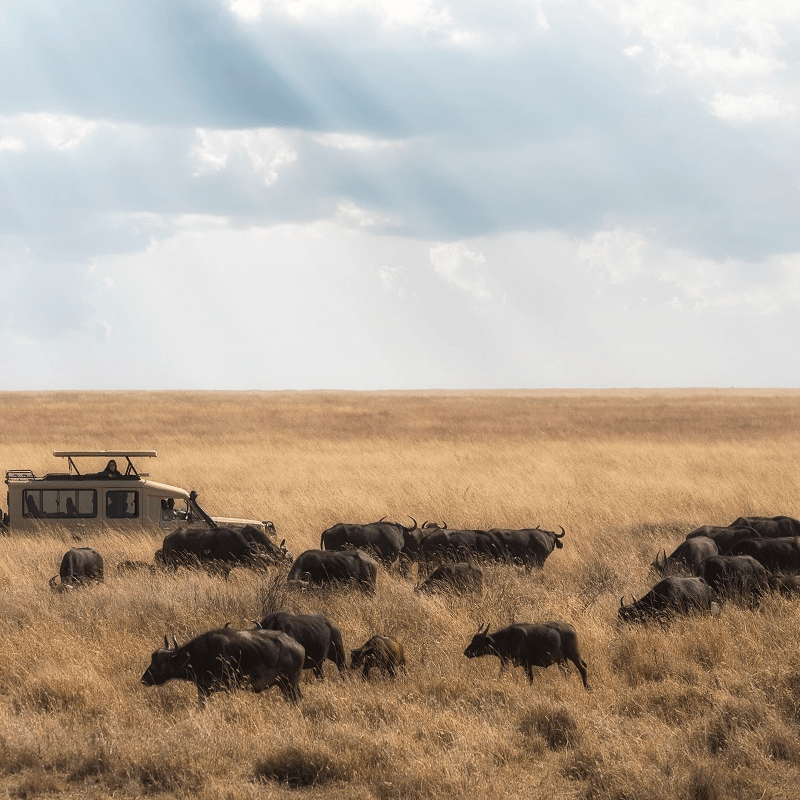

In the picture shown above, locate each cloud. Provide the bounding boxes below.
[0,113,102,150]
[578,229,646,285]
[430,242,491,301]
[230,0,457,37]
[710,92,797,121]
[191,127,298,184]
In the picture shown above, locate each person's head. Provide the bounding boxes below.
[107,460,117,472]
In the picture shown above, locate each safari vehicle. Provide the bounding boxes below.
[4,450,269,534]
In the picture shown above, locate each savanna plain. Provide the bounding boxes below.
[1,389,800,800]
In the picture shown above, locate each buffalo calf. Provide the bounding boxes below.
[414,562,483,594]
[350,635,406,678]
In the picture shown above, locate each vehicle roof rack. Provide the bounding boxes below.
[53,450,158,458]
[52,450,157,478]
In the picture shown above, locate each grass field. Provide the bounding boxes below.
[1,389,800,799]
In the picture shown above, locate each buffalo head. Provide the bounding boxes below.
[463,622,495,658]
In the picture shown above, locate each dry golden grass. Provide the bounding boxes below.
[1,389,800,799]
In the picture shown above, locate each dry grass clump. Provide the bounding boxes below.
[1,389,800,798]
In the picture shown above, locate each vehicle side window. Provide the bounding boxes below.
[106,490,139,519]
[23,489,97,519]
[23,491,41,518]
[64,490,97,518]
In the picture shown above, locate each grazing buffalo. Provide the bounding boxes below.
[728,537,800,573]
[686,525,761,553]
[730,516,800,539]
[618,576,720,623]
[696,555,770,602]
[257,611,346,679]
[350,635,406,679]
[320,517,418,567]
[652,536,718,576]
[286,549,379,593]
[161,526,290,575]
[414,562,484,594]
[488,526,566,571]
[141,628,305,704]
[49,547,104,591]
[418,528,502,571]
[464,621,589,689]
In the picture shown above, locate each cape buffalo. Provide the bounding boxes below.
[350,635,406,678]
[286,549,379,593]
[414,562,483,594]
[652,536,718,576]
[49,547,104,591]
[320,517,418,567]
[257,611,346,679]
[418,528,502,573]
[618,576,719,623]
[730,516,800,539]
[685,525,760,554]
[464,621,589,689]
[141,627,305,704]
[488,526,566,571]
[161,526,290,575]
[728,536,800,573]
[696,555,770,603]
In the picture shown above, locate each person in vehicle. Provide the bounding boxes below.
[100,460,122,479]
[161,498,177,520]
[25,495,40,517]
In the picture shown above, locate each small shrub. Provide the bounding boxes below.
[254,744,352,787]
[519,702,581,750]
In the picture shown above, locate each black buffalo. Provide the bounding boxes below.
[696,554,770,602]
[286,549,379,593]
[464,621,589,689]
[320,517,418,567]
[488,526,566,571]
[141,628,305,704]
[350,635,406,678]
[161,526,290,575]
[686,525,761,553]
[730,516,800,539]
[418,528,502,571]
[652,536,718,575]
[618,576,719,623]
[257,611,346,679]
[728,536,800,574]
[49,547,104,591]
[414,562,484,594]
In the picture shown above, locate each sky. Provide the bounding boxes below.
[1,0,799,389]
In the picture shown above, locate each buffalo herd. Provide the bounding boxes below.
[46,512,800,705]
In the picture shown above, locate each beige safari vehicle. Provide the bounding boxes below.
[4,450,269,534]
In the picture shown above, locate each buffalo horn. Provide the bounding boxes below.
[555,526,566,538]
[164,635,170,650]
[172,635,179,650]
